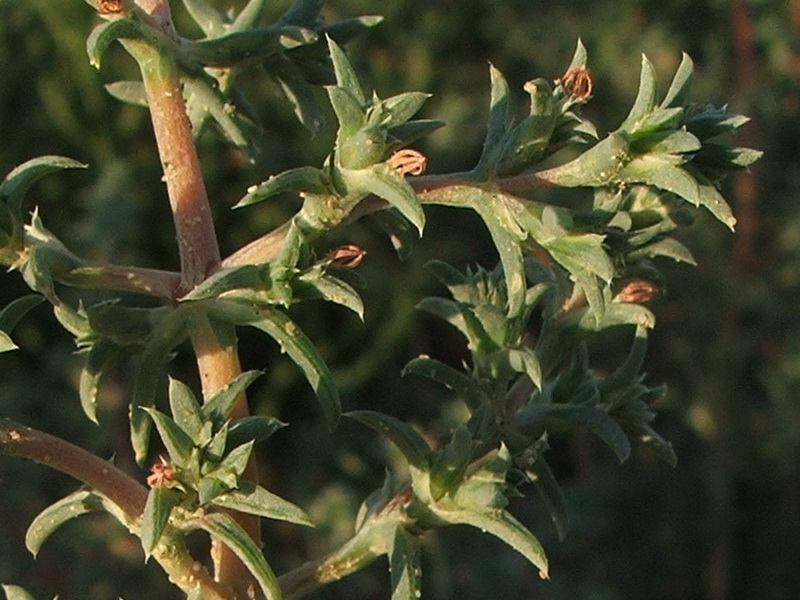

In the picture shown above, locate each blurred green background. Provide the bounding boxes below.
[1,1,799,599]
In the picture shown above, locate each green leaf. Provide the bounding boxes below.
[235,167,329,208]
[346,410,433,469]
[191,512,282,600]
[187,26,317,67]
[0,155,86,217]
[142,408,195,468]
[528,456,569,540]
[626,236,697,265]
[511,404,631,463]
[130,307,190,465]
[294,269,365,320]
[274,60,327,134]
[354,166,425,235]
[371,91,431,128]
[474,64,512,174]
[543,233,615,284]
[79,338,125,423]
[430,425,474,500]
[231,0,268,32]
[326,35,365,104]
[389,527,422,600]
[696,179,737,231]
[661,52,694,108]
[621,55,658,133]
[226,416,287,450]
[1,585,36,600]
[470,193,527,317]
[168,378,204,441]
[507,347,542,390]
[86,18,146,70]
[402,356,490,412]
[25,489,104,557]
[141,486,182,559]
[0,295,44,333]
[0,331,15,353]
[181,0,227,37]
[105,81,148,106]
[621,157,700,206]
[212,480,313,526]
[246,306,341,428]
[415,297,466,336]
[327,86,366,139]
[433,507,548,579]
[202,370,263,426]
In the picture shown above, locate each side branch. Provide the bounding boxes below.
[0,418,147,520]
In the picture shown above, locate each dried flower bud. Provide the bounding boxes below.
[557,66,592,102]
[147,455,175,488]
[387,149,427,176]
[614,279,659,304]
[325,244,367,268]
[97,0,125,15]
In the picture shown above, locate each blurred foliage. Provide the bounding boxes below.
[0,1,798,599]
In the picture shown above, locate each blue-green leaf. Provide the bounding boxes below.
[212,480,313,526]
[430,425,473,500]
[191,512,282,600]
[168,377,204,441]
[86,19,146,70]
[621,55,658,133]
[389,527,422,600]
[234,167,329,208]
[25,489,104,557]
[1,585,36,600]
[402,356,490,412]
[528,456,569,540]
[661,53,694,109]
[354,166,425,235]
[79,338,125,424]
[202,370,263,426]
[1,155,86,217]
[346,410,432,469]
[327,36,365,104]
[141,486,182,559]
[247,306,340,428]
[142,407,195,468]
[432,507,548,579]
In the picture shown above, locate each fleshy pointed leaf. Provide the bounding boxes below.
[356,166,425,235]
[1,585,36,600]
[105,81,148,107]
[168,377,204,441]
[0,331,15,353]
[141,486,182,559]
[661,53,694,109]
[346,410,432,469]
[25,489,104,557]
[327,36,365,104]
[142,408,195,468]
[247,306,340,428]
[507,347,543,390]
[389,527,422,600]
[294,269,365,320]
[1,156,87,216]
[212,480,313,526]
[226,416,287,450]
[0,295,44,333]
[621,55,658,133]
[430,425,473,500]
[181,0,227,37]
[202,370,263,425]
[191,512,282,600]
[475,64,512,173]
[327,86,365,139]
[528,457,569,540]
[130,307,189,464]
[79,339,125,424]
[86,19,146,70]
[403,356,490,412]
[433,507,548,579]
[235,167,329,208]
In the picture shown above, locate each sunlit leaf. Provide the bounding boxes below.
[432,507,548,579]
[389,527,422,600]
[142,407,195,468]
[430,425,473,500]
[621,55,658,133]
[212,479,313,526]
[326,35,365,104]
[234,167,329,208]
[202,370,263,426]
[141,486,182,559]
[25,489,104,557]
[346,410,432,469]
[168,377,204,441]
[190,512,282,600]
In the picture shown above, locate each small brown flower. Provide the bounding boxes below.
[557,66,593,102]
[325,244,367,268]
[97,0,125,14]
[387,149,427,176]
[614,279,659,304]
[147,455,175,488]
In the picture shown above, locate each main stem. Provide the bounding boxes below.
[129,0,259,595]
